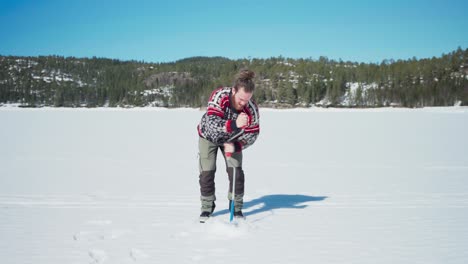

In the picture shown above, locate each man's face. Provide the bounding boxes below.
[232,87,253,111]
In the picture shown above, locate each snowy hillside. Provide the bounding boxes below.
[1,107,468,264]
[2,52,468,108]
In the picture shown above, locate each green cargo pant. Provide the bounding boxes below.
[198,137,244,213]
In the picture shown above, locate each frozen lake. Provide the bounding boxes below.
[1,107,468,264]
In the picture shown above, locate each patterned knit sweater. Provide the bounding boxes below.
[197,87,260,151]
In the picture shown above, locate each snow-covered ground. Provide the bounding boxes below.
[1,107,468,264]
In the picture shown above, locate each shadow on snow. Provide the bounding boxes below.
[212,194,327,217]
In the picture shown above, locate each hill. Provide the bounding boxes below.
[1,48,467,108]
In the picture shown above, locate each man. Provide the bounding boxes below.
[197,69,260,223]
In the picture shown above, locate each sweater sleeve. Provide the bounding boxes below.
[234,100,260,151]
[200,113,230,144]
[235,126,259,151]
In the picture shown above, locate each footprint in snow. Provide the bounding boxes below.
[73,231,105,242]
[88,249,108,263]
[130,248,150,261]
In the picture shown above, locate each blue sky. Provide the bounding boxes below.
[1,0,467,63]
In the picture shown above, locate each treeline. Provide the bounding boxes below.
[0,47,467,108]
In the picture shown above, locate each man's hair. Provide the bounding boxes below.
[233,69,255,93]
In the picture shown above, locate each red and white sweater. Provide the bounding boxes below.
[197,87,260,151]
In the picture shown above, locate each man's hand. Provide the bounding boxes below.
[236,113,248,128]
[223,142,235,156]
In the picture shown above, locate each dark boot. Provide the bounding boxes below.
[229,200,245,219]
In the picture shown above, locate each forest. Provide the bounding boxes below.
[1,47,467,108]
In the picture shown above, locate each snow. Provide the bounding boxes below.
[1,107,468,264]
[340,82,380,106]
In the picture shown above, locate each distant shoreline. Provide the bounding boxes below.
[1,104,467,113]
